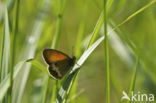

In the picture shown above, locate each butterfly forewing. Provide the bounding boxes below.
[43,49,70,64]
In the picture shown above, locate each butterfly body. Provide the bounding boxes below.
[43,49,76,79]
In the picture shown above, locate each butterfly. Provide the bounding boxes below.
[42,49,76,79]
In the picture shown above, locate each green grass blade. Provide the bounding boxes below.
[56,36,104,103]
[103,0,110,103]
[42,76,50,103]
[8,0,20,102]
[0,0,16,23]
[50,0,67,103]
[12,0,52,102]
[114,0,156,30]
[0,61,25,102]
[104,25,134,67]
[69,2,88,102]
[0,7,10,81]
[109,0,156,53]
[51,0,66,49]
[0,7,10,103]
[87,0,114,48]
[87,12,104,48]
[27,59,48,75]
[54,1,156,101]
[127,56,139,103]
[75,22,86,57]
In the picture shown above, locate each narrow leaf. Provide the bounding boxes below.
[0,61,25,102]
[27,59,48,75]
[56,36,104,103]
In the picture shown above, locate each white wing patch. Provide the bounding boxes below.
[52,63,62,77]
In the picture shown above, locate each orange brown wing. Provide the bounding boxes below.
[43,49,70,65]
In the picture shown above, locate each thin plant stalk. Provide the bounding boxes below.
[0,23,5,83]
[55,1,156,102]
[42,76,50,103]
[9,0,53,102]
[8,0,20,103]
[51,0,67,102]
[87,0,114,48]
[50,2,64,100]
[103,0,110,103]
[52,0,66,49]
[114,0,156,30]
[42,0,67,103]
[65,0,114,102]
[127,56,139,103]
[68,1,88,102]
[0,7,11,103]
[110,0,156,54]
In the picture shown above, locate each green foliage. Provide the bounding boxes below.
[27,59,48,75]
[0,0,156,103]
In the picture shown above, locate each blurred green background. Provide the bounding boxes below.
[0,0,156,103]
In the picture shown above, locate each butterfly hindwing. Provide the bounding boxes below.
[48,59,73,79]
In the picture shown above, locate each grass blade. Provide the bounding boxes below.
[8,0,20,102]
[87,0,114,48]
[56,36,104,103]
[127,56,139,103]
[103,0,110,103]
[0,61,25,102]
[50,0,67,102]
[42,76,50,103]
[0,7,10,81]
[87,12,104,48]
[12,0,52,102]
[0,7,10,103]
[0,0,16,23]
[55,1,155,102]
[114,0,156,30]
[27,59,48,75]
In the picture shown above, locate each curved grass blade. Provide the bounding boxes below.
[0,7,10,103]
[87,0,114,48]
[0,61,26,102]
[50,0,67,102]
[12,0,52,102]
[56,36,104,103]
[0,0,16,23]
[55,1,156,102]
[8,0,20,102]
[0,7,10,81]
[27,59,48,75]
[127,56,139,103]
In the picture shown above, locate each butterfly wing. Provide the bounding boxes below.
[43,49,76,79]
[43,49,70,64]
[48,59,74,79]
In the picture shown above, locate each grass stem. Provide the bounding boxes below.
[42,76,50,103]
[127,56,139,103]
[42,0,67,103]
[103,0,110,103]
[8,0,20,103]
